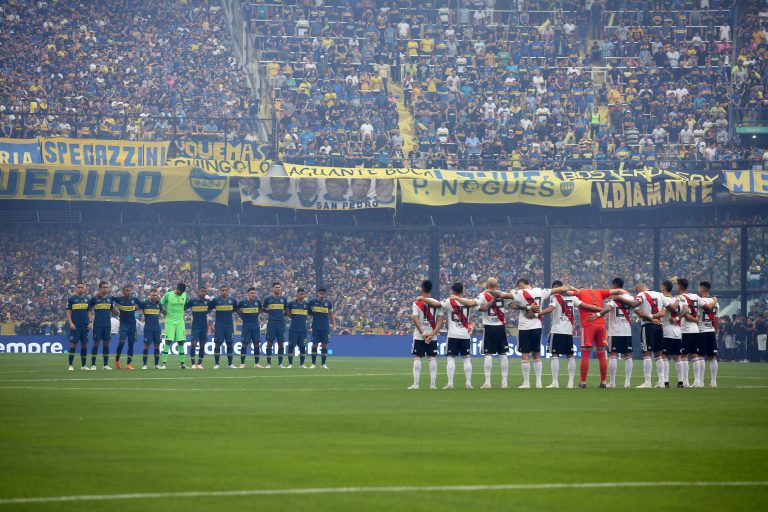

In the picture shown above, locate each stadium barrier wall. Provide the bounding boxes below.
[0,335,582,358]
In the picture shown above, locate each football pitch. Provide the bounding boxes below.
[1,356,767,512]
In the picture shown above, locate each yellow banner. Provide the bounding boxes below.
[283,163,564,182]
[170,140,270,161]
[166,158,270,177]
[0,164,228,204]
[595,181,713,209]
[40,137,168,166]
[400,177,591,206]
[722,170,768,196]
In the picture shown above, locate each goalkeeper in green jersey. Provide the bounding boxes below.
[160,283,189,369]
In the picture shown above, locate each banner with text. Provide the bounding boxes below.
[40,137,168,167]
[166,157,270,177]
[240,176,396,209]
[594,181,715,209]
[0,164,229,204]
[558,167,722,184]
[722,170,768,196]
[400,176,592,207]
[0,138,42,164]
[170,140,270,161]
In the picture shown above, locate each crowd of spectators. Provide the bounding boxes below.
[660,227,742,287]
[0,0,257,141]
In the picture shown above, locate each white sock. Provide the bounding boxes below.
[709,358,718,386]
[446,357,456,386]
[655,357,664,385]
[609,356,617,386]
[463,357,472,386]
[521,360,530,385]
[429,358,437,387]
[675,360,684,384]
[500,354,509,385]
[697,358,705,385]
[412,358,422,386]
[663,358,670,384]
[643,356,652,385]
[533,359,542,386]
[484,355,493,385]
[693,358,701,385]
[567,358,576,386]
[624,357,634,387]
[551,356,560,384]
[682,359,690,386]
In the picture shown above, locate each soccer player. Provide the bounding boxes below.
[435,282,477,390]
[572,285,632,387]
[408,280,442,390]
[263,282,289,368]
[493,279,572,388]
[286,288,310,368]
[475,278,512,389]
[676,278,702,387]
[540,281,601,389]
[698,281,719,388]
[88,280,113,370]
[634,283,666,388]
[237,287,263,369]
[185,287,211,369]
[209,285,238,369]
[112,285,141,370]
[160,282,189,369]
[588,278,639,389]
[66,282,91,371]
[139,289,163,369]
[659,280,685,388]
[308,287,336,369]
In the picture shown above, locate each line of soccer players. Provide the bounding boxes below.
[409,277,719,390]
[65,281,336,371]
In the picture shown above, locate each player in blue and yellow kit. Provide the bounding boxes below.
[112,285,141,369]
[286,288,310,368]
[307,287,336,369]
[88,280,113,370]
[139,288,163,369]
[263,282,289,368]
[185,287,211,369]
[66,282,91,370]
[237,287,263,369]
[209,285,238,369]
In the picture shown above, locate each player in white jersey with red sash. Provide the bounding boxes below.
[659,280,685,388]
[588,278,641,388]
[541,280,601,388]
[408,280,443,390]
[697,281,719,388]
[475,278,513,389]
[676,278,703,387]
[634,283,666,388]
[429,282,479,390]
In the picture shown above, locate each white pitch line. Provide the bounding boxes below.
[0,481,765,505]
[0,372,408,383]
[0,386,393,392]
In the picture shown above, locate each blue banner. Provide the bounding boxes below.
[0,138,42,164]
[0,335,579,358]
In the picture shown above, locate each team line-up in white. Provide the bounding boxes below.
[408,276,719,391]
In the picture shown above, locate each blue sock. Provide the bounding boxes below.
[142,348,149,365]
[116,342,125,360]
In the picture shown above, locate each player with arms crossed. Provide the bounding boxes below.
[408,280,443,390]
[588,278,640,388]
[185,287,211,369]
[634,283,666,388]
[697,281,719,388]
[113,285,141,370]
[475,278,512,389]
[308,287,336,369]
[66,282,91,371]
[434,282,478,390]
[540,281,600,388]
[286,288,310,368]
[139,289,163,369]
[209,285,238,369]
[160,283,188,369]
[237,287,263,369]
[263,282,289,368]
[88,280,113,370]
[659,280,685,388]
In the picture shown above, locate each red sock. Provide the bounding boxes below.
[580,351,590,383]
[597,349,608,383]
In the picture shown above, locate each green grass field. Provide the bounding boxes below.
[1,355,767,511]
